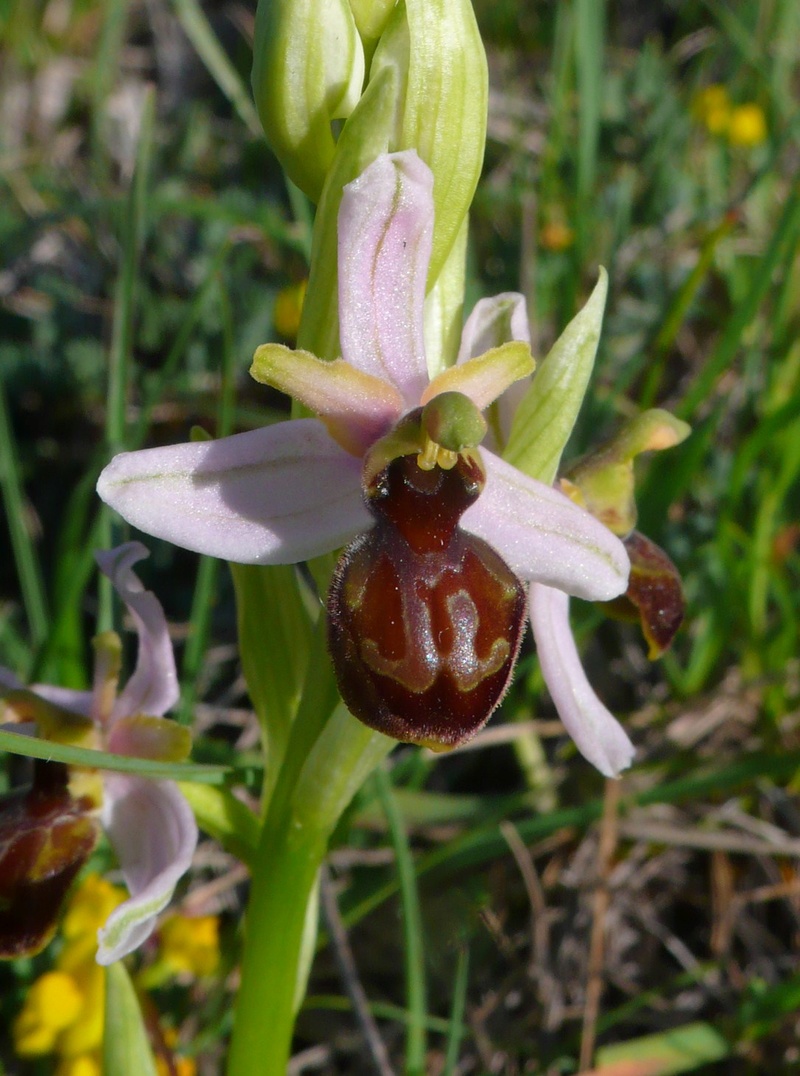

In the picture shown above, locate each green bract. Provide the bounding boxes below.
[251,0,365,203]
[371,0,488,284]
[348,0,397,40]
[504,269,609,484]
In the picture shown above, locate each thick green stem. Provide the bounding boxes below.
[227,816,327,1076]
[227,700,392,1075]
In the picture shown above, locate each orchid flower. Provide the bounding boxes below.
[0,543,197,964]
[97,150,634,776]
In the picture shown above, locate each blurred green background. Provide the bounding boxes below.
[1,1,799,1072]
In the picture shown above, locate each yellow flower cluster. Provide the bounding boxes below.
[12,874,216,1074]
[13,874,125,1076]
[692,84,767,146]
[158,913,220,978]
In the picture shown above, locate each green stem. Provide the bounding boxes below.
[228,817,327,1075]
[227,704,393,1074]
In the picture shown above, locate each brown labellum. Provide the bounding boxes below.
[327,449,526,750]
[0,761,99,959]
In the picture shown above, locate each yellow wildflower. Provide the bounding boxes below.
[273,280,307,340]
[156,1026,197,1076]
[540,220,575,252]
[692,84,731,135]
[13,971,84,1055]
[728,103,767,146]
[55,1054,102,1076]
[12,873,126,1066]
[158,913,220,978]
[156,1051,197,1076]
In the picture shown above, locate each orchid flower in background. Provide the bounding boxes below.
[0,542,197,964]
[97,150,637,777]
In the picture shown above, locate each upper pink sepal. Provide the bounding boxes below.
[338,152,433,407]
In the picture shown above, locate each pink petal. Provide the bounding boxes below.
[457,293,532,451]
[463,451,630,602]
[457,292,531,359]
[529,584,635,778]
[97,419,370,564]
[96,774,198,964]
[96,543,179,721]
[338,151,433,407]
[33,686,95,715]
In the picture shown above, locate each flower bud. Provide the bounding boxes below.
[251,0,365,202]
[348,0,397,40]
[369,0,488,284]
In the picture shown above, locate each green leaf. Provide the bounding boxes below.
[503,269,608,484]
[103,962,159,1076]
[594,1021,729,1075]
[178,782,260,868]
[230,563,313,805]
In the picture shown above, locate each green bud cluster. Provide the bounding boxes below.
[251,0,488,362]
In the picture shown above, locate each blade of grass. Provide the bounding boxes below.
[574,0,604,254]
[90,0,130,182]
[0,728,231,784]
[678,184,800,419]
[442,947,470,1076]
[336,749,800,938]
[0,382,49,655]
[374,764,428,1076]
[171,0,262,137]
[178,278,236,725]
[98,86,156,631]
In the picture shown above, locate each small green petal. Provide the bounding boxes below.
[423,341,535,410]
[566,408,692,535]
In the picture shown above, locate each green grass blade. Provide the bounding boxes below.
[442,947,470,1076]
[0,728,232,784]
[374,764,428,1076]
[679,184,800,419]
[179,279,236,725]
[171,0,262,136]
[0,382,49,653]
[98,86,156,630]
[574,0,604,251]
